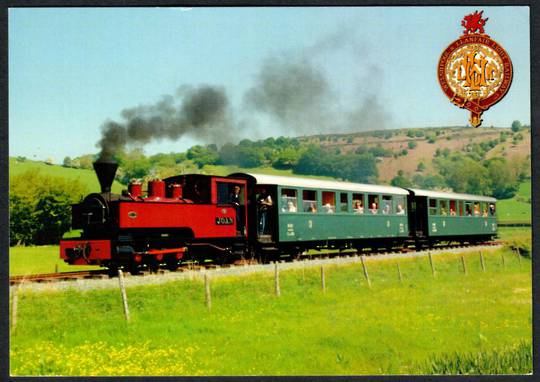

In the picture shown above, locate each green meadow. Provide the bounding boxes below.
[497,181,532,224]
[9,158,124,193]
[10,247,531,376]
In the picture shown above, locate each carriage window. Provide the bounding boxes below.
[465,202,473,216]
[322,191,336,213]
[459,201,464,216]
[395,195,406,215]
[281,189,298,213]
[381,195,393,214]
[439,200,448,216]
[368,194,379,214]
[481,202,488,217]
[303,190,318,213]
[449,200,457,216]
[489,203,496,216]
[339,193,348,212]
[473,202,481,216]
[429,199,438,216]
[352,193,364,214]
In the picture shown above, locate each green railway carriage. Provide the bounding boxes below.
[230,173,410,251]
[408,188,497,244]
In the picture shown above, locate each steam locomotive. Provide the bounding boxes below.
[60,160,498,274]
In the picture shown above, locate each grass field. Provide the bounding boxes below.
[497,181,531,224]
[9,246,101,276]
[9,158,124,193]
[10,247,531,376]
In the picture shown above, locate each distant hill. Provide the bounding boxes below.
[298,126,530,182]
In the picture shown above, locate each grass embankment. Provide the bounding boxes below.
[10,247,531,376]
[497,181,531,225]
[9,158,124,193]
[9,246,101,276]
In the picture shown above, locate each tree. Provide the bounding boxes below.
[9,170,88,246]
[186,145,219,168]
[407,141,417,150]
[435,153,489,194]
[62,156,72,167]
[511,120,522,133]
[391,170,412,187]
[484,158,519,199]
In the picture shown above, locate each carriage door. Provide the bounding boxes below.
[213,179,247,237]
[414,196,428,237]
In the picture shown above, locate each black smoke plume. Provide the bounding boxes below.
[97,85,232,161]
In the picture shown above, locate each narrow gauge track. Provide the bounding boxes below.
[10,241,504,286]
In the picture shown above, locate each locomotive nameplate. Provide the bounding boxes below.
[215,217,234,225]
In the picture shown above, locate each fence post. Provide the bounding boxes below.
[274,262,281,297]
[428,252,436,277]
[118,270,130,322]
[302,260,306,283]
[11,286,19,333]
[516,247,522,265]
[360,255,371,288]
[479,251,486,272]
[501,252,506,269]
[321,266,326,293]
[461,255,467,275]
[54,264,58,273]
[204,273,212,312]
[397,263,403,283]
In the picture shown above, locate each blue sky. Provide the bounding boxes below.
[9,6,530,162]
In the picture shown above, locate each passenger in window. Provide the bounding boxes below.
[474,204,480,216]
[489,203,495,216]
[441,207,447,216]
[396,204,405,215]
[258,188,273,235]
[370,203,378,214]
[323,203,334,213]
[353,200,364,214]
[450,208,456,216]
[287,200,297,212]
[382,203,390,214]
[466,206,472,216]
[483,207,488,217]
[308,202,317,213]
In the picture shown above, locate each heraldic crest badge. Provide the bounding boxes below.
[438,11,513,127]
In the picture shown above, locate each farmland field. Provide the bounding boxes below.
[10,247,531,376]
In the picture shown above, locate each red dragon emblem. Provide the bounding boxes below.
[461,10,489,35]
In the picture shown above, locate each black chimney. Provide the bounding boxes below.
[93,160,118,193]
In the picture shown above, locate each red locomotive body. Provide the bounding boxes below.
[60,160,248,273]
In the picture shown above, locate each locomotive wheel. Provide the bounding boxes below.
[128,264,141,275]
[107,266,119,278]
